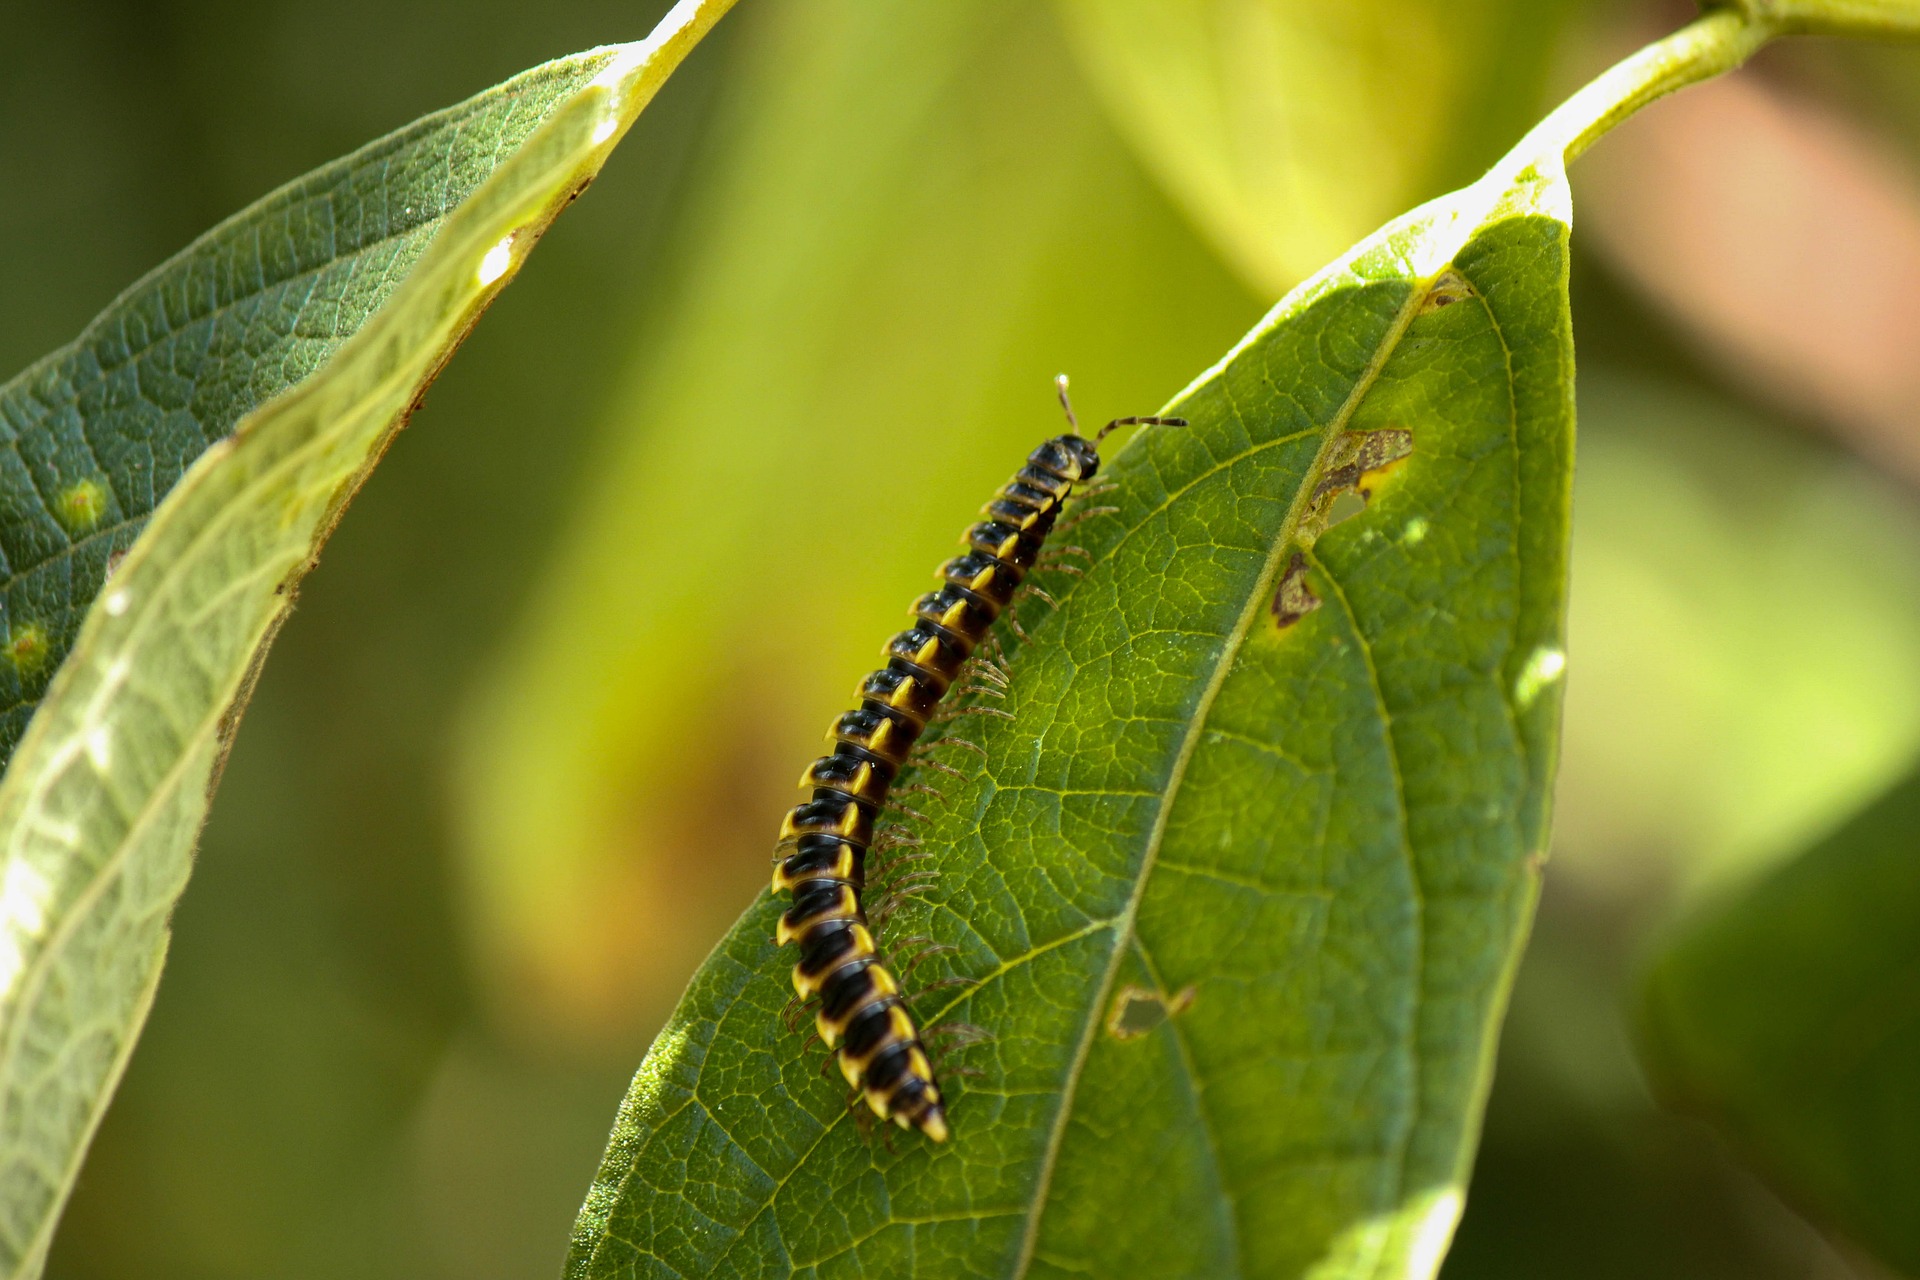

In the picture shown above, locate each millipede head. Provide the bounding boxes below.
[1028,433,1101,484]
[1051,372,1187,465]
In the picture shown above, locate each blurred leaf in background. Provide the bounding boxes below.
[1641,762,1920,1278]
[454,0,1257,1047]
[1445,369,1920,1280]
[1551,372,1920,902]
[1054,0,1586,295]
[1579,16,1920,487]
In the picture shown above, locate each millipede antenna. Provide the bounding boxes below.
[1096,412,1188,443]
[1059,372,1186,442]
[1055,373,1079,432]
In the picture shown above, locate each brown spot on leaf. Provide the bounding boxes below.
[1313,428,1414,504]
[1420,269,1476,312]
[1303,428,1415,538]
[1106,984,1197,1040]
[1272,553,1321,629]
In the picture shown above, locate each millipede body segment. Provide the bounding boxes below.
[771,377,1183,1142]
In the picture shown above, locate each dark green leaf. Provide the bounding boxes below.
[1641,766,1920,1275]
[0,51,608,767]
[569,146,1575,1276]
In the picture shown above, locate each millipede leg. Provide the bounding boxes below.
[896,939,958,979]
[879,872,940,905]
[782,994,820,1033]
[868,847,933,879]
[1054,505,1119,535]
[1014,583,1058,609]
[925,1020,992,1048]
[951,705,1015,722]
[906,751,968,781]
[967,657,1010,688]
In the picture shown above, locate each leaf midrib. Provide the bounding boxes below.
[1009,275,1437,1279]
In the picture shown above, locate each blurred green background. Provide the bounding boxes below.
[9,0,1920,1275]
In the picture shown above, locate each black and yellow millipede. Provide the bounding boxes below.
[772,376,1184,1141]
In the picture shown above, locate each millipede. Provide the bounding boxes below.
[772,375,1185,1142]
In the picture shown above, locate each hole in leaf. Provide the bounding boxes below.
[1305,428,1414,539]
[1325,489,1369,528]
[1105,984,1196,1040]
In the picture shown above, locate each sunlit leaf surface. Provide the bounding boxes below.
[0,4,734,1274]
[1641,767,1920,1276]
[570,137,1576,1277]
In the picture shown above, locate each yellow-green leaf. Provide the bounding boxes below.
[1053,0,1580,295]
[0,4,734,1273]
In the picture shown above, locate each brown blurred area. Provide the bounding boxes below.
[6,0,1920,1276]
[1580,2,1920,487]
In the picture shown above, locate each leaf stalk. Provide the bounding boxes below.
[1509,0,1920,174]
[1738,0,1920,35]
[1508,8,1776,171]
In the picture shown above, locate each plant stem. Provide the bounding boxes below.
[1505,7,1778,171]
[1747,0,1920,35]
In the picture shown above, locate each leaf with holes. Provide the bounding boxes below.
[0,4,735,1274]
[568,99,1575,1280]
[1640,766,1920,1276]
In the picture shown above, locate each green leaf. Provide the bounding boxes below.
[569,119,1576,1280]
[1640,766,1920,1275]
[1053,0,1582,295]
[0,4,734,1274]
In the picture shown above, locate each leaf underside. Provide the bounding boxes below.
[0,5,736,1274]
[0,55,608,769]
[1641,766,1920,1276]
[569,160,1575,1279]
